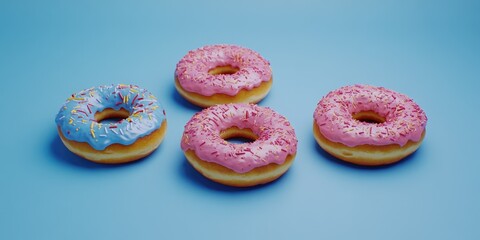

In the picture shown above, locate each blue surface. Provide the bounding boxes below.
[1,0,479,239]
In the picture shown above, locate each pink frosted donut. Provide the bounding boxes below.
[181,103,297,187]
[175,44,273,107]
[313,84,427,166]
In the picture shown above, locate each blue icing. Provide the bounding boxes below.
[55,84,166,150]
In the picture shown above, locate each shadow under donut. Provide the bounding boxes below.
[170,80,203,111]
[312,136,421,170]
[177,151,292,193]
[170,78,273,110]
[49,130,160,169]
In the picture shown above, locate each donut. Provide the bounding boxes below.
[181,103,297,187]
[313,85,427,166]
[175,44,273,107]
[55,84,167,164]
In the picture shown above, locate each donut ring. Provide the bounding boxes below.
[313,85,427,166]
[181,103,297,187]
[55,84,167,164]
[175,44,272,107]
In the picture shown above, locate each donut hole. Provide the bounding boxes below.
[94,108,131,124]
[220,127,258,144]
[208,65,240,75]
[352,111,386,124]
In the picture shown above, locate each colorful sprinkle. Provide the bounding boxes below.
[181,103,297,173]
[55,84,166,151]
[175,44,271,96]
[314,85,427,147]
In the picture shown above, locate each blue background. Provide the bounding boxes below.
[1,0,479,239]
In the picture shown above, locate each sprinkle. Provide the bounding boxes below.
[119,129,124,135]
[67,96,85,101]
[131,94,138,105]
[212,111,221,120]
[90,122,96,138]
[130,88,138,93]
[76,109,89,117]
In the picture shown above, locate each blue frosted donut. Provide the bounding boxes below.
[55,84,167,163]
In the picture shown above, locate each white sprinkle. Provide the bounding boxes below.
[104,127,108,134]
[111,129,119,135]
[119,129,124,135]
[59,116,65,120]
[99,134,107,137]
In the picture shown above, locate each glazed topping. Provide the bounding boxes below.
[55,84,166,150]
[314,84,427,147]
[181,103,297,173]
[175,44,272,96]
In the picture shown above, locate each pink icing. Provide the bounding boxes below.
[175,44,272,96]
[314,85,427,147]
[181,103,297,173]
